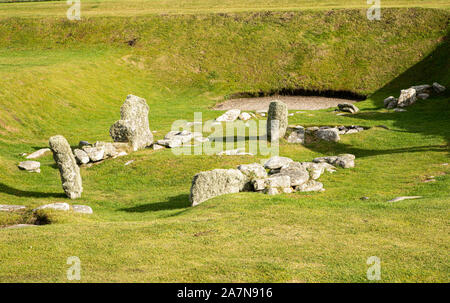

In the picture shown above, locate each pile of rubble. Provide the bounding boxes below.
[155,130,209,149]
[189,154,355,206]
[383,82,446,109]
[286,125,367,144]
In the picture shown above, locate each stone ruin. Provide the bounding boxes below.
[189,154,355,206]
[110,94,154,151]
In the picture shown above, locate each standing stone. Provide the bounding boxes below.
[110,95,154,151]
[267,100,288,142]
[49,135,83,199]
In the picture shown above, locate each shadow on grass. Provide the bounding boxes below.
[0,182,66,198]
[119,194,190,212]
[305,32,449,157]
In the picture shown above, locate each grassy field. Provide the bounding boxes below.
[1,0,450,17]
[0,2,449,282]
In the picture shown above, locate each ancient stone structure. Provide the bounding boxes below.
[110,94,154,151]
[267,100,288,142]
[49,135,83,199]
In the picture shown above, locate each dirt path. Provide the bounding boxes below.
[213,96,357,111]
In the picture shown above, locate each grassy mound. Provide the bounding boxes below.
[0,5,448,282]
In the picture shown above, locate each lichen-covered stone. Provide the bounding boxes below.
[33,202,70,212]
[237,163,267,179]
[216,109,241,122]
[397,88,417,108]
[25,148,51,159]
[49,135,83,199]
[286,126,305,144]
[267,100,288,142]
[110,95,153,151]
[296,180,324,192]
[82,146,105,162]
[338,103,359,114]
[274,162,309,186]
[263,156,293,170]
[313,154,355,168]
[73,149,90,165]
[18,161,40,173]
[315,128,340,142]
[190,169,247,206]
[0,205,26,212]
[73,205,93,214]
[432,82,446,93]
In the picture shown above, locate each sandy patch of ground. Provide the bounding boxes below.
[213,96,358,111]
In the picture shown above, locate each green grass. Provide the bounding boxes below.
[0,3,449,282]
[1,0,449,17]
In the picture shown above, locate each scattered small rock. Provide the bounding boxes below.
[238,112,252,121]
[25,148,51,159]
[263,156,293,170]
[18,161,40,173]
[110,94,154,151]
[72,205,93,214]
[315,128,340,142]
[73,149,90,165]
[33,202,70,212]
[338,103,359,114]
[432,82,446,93]
[397,88,417,108]
[0,205,26,212]
[394,108,407,112]
[388,196,422,203]
[216,109,241,122]
[124,160,134,166]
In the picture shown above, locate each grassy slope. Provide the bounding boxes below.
[0,5,449,282]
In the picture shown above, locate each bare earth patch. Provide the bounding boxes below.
[213,96,358,111]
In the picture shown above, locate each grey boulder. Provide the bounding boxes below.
[190,169,247,206]
[110,94,154,151]
[25,148,51,159]
[397,88,417,108]
[316,128,340,142]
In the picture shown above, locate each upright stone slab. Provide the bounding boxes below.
[267,100,288,142]
[49,135,83,199]
[110,95,154,151]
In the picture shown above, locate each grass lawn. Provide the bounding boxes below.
[0,2,448,282]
